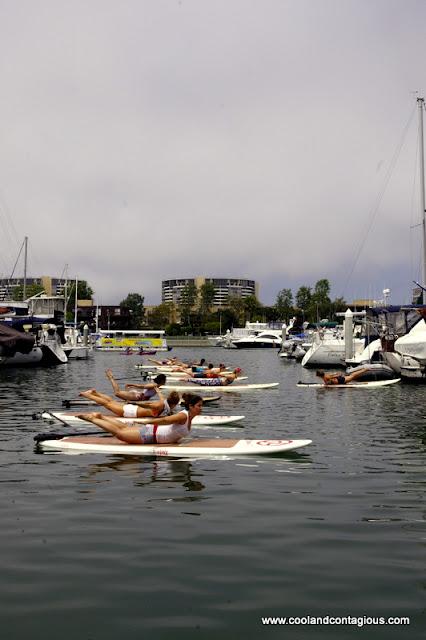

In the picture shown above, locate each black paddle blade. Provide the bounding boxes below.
[34,432,67,442]
[34,431,101,442]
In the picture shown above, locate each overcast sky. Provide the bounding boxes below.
[0,0,425,307]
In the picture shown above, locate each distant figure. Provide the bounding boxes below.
[186,368,242,387]
[316,367,370,385]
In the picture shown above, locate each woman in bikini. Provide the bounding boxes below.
[79,385,181,419]
[185,368,242,386]
[315,367,371,385]
[105,369,166,402]
[76,394,204,445]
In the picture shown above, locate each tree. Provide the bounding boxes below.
[179,282,198,328]
[147,303,173,329]
[329,296,347,317]
[65,280,94,311]
[243,295,261,322]
[275,288,293,321]
[199,282,216,316]
[75,281,94,300]
[120,293,145,328]
[226,294,245,325]
[12,283,44,300]
[216,307,239,332]
[295,286,312,321]
[311,279,331,322]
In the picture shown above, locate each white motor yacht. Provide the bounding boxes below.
[383,317,426,380]
[231,329,282,349]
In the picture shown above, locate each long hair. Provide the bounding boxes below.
[154,374,166,385]
[181,393,203,409]
[167,391,180,407]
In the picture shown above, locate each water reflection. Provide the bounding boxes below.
[76,457,206,494]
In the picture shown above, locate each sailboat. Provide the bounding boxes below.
[381,97,426,380]
[0,238,68,367]
[62,275,93,359]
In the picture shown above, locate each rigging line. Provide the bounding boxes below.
[343,105,416,294]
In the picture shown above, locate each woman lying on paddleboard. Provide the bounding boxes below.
[105,369,166,402]
[185,368,242,386]
[79,386,181,419]
[316,367,370,385]
[174,363,228,378]
[76,394,203,444]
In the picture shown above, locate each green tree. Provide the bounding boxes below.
[275,288,294,321]
[147,302,174,329]
[215,307,239,332]
[12,283,44,300]
[311,279,331,322]
[179,282,199,328]
[75,281,94,300]
[243,295,261,322]
[295,285,312,321]
[329,296,347,318]
[262,305,280,322]
[226,294,245,325]
[120,293,145,328]
[199,282,216,316]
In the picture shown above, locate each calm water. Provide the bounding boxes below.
[0,348,425,639]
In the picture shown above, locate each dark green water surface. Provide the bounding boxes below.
[0,349,424,639]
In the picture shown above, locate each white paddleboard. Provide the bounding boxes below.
[61,395,222,407]
[42,411,245,426]
[297,378,401,388]
[139,370,235,378]
[40,436,312,457]
[162,382,279,392]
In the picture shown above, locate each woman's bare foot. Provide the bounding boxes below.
[76,412,102,421]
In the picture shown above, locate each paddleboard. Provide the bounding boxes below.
[164,375,248,381]
[61,395,222,408]
[297,378,401,388]
[163,382,279,392]
[40,436,312,457]
[135,364,234,373]
[139,368,235,376]
[42,411,245,426]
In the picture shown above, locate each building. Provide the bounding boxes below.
[162,277,258,308]
[0,276,67,301]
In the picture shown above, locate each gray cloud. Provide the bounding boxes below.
[0,0,425,307]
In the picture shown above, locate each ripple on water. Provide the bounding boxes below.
[0,349,425,638]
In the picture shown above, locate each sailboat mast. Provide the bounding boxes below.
[23,236,28,300]
[418,97,426,304]
[74,277,78,326]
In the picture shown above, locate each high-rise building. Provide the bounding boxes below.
[162,277,258,307]
[0,276,66,301]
